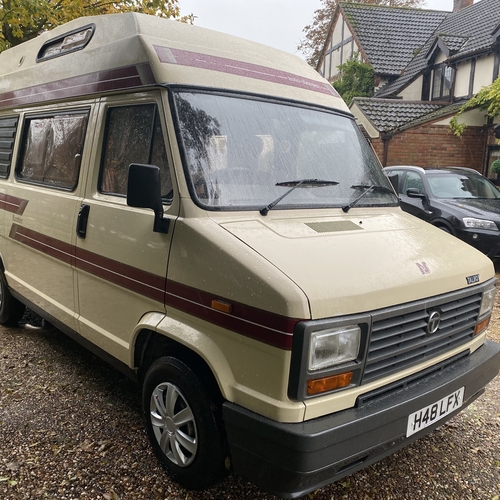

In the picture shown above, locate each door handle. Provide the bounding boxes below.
[76,204,90,239]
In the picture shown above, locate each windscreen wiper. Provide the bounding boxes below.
[260,179,339,216]
[342,184,395,213]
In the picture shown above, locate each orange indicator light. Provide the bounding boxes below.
[211,300,232,314]
[307,372,353,395]
[474,317,490,335]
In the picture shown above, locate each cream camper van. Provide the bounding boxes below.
[0,14,499,498]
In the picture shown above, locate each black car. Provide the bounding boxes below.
[384,166,500,260]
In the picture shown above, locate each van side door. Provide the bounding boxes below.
[74,93,178,364]
[5,104,95,330]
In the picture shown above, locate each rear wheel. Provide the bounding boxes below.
[0,270,25,325]
[142,356,229,490]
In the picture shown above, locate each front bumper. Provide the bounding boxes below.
[456,227,500,259]
[223,340,500,499]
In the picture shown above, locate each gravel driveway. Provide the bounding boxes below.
[1,286,499,500]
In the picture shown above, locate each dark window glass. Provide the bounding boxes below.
[402,171,424,193]
[99,104,172,199]
[17,112,88,189]
[432,64,454,100]
[0,116,19,178]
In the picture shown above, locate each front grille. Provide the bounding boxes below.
[362,289,482,384]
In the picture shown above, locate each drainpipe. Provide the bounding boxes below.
[380,133,391,167]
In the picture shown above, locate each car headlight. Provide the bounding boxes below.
[309,326,361,371]
[463,217,498,231]
[479,285,496,317]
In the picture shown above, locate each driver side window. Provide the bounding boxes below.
[99,103,173,199]
[402,172,424,194]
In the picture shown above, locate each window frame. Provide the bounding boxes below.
[15,109,90,191]
[98,101,173,201]
[0,115,19,179]
[431,63,454,101]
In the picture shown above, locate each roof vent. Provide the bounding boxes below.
[37,24,95,62]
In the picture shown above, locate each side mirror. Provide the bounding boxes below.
[406,188,427,200]
[127,163,170,234]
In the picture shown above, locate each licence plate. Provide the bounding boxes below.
[406,387,465,437]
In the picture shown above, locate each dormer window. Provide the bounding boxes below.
[432,64,454,100]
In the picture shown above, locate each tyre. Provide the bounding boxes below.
[142,356,229,490]
[0,270,25,325]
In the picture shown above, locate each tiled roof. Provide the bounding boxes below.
[375,0,500,98]
[438,34,469,52]
[340,2,449,76]
[352,98,463,133]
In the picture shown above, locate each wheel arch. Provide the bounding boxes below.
[132,315,235,405]
[432,218,456,235]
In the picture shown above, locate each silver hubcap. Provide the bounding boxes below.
[150,382,198,467]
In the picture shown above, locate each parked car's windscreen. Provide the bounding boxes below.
[427,172,500,199]
[173,91,398,211]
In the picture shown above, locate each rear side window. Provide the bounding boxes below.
[99,103,172,199]
[17,111,89,190]
[0,116,19,178]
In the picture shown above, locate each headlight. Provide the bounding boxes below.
[463,217,498,231]
[309,326,361,371]
[479,285,496,317]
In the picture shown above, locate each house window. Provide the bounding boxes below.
[432,64,454,100]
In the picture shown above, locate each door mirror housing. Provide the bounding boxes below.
[127,163,170,234]
[406,188,427,200]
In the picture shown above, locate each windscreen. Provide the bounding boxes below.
[174,91,397,211]
[427,172,500,199]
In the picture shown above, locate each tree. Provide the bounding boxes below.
[449,77,500,137]
[298,0,424,68]
[332,55,374,104]
[0,0,193,52]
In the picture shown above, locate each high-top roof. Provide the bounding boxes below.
[0,13,344,111]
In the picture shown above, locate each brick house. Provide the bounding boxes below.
[317,0,500,179]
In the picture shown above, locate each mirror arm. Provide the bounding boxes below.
[153,211,170,234]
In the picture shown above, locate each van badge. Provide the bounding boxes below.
[416,262,431,275]
[466,274,479,285]
[427,311,441,335]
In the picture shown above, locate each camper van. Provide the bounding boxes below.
[0,13,499,498]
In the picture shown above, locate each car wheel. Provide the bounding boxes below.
[0,270,25,325]
[437,225,452,234]
[142,356,229,490]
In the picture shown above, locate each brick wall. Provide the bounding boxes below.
[371,123,487,173]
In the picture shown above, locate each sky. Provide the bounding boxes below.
[179,0,458,57]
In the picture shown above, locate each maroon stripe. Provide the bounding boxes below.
[0,194,29,215]
[154,45,339,98]
[8,222,300,350]
[166,280,300,350]
[10,224,75,266]
[75,247,165,303]
[0,65,156,109]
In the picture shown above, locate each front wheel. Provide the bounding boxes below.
[142,356,229,490]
